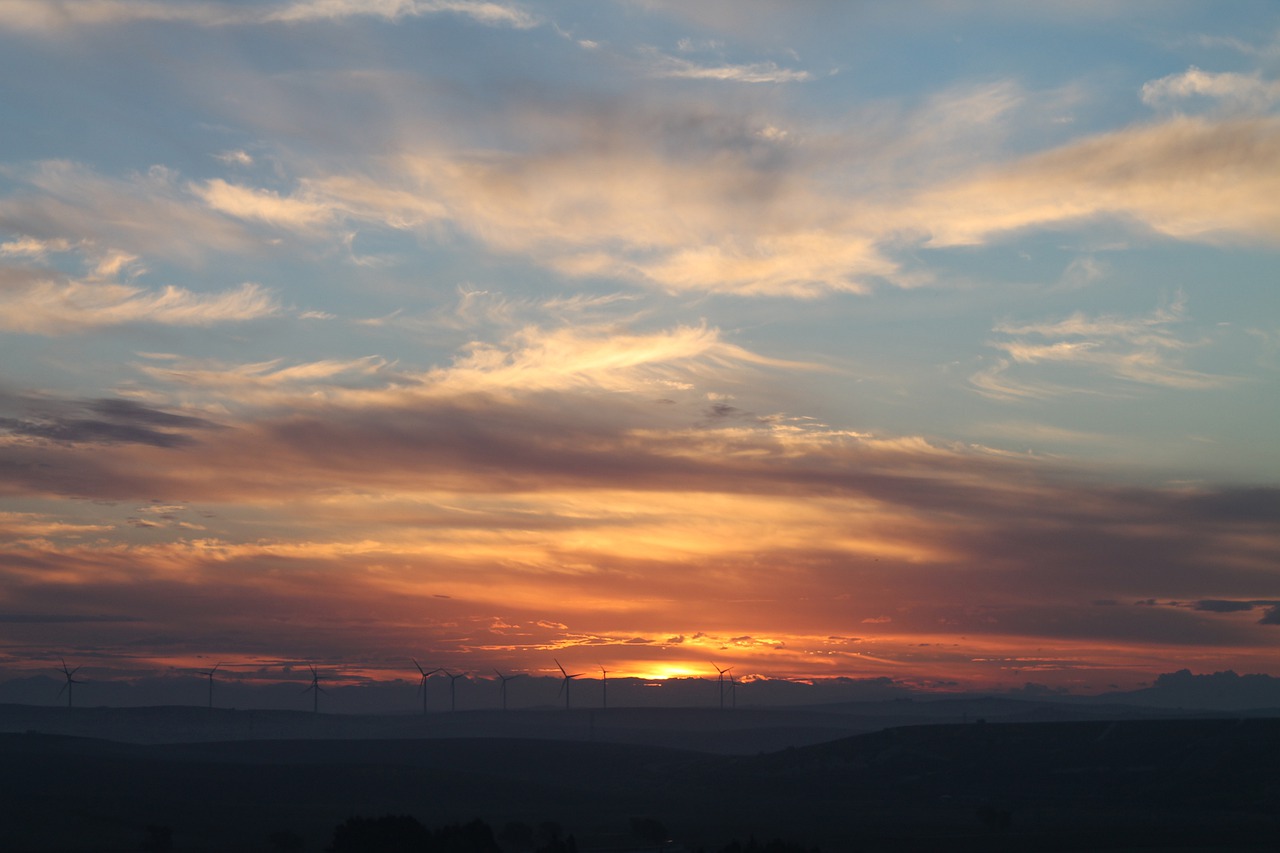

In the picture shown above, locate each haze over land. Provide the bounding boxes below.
[1,1,1279,699]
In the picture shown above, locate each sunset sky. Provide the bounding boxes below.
[2,1,1279,699]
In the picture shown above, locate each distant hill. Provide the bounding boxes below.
[3,714,1279,851]
[2,717,1280,850]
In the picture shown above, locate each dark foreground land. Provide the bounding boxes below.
[2,712,1279,852]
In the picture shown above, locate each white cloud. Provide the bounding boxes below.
[91,249,143,279]
[0,235,71,259]
[214,150,254,167]
[0,161,259,262]
[916,116,1280,247]
[191,179,335,230]
[0,278,278,334]
[1142,66,1280,112]
[0,0,537,32]
[645,51,812,84]
[974,297,1229,399]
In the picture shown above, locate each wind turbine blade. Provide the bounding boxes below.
[554,659,567,677]
[413,658,426,676]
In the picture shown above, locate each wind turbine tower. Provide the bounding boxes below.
[599,664,609,709]
[494,670,521,711]
[197,662,223,709]
[555,659,584,710]
[412,659,440,714]
[443,670,466,712]
[711,662,732,710]
[302,665,326,713]
[56,659,82,708]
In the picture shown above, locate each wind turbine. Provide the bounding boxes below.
[711,662,732,710]
[728,670,738,709]
[599,664,609,709]
[494,670,522,711]
[442,670,466,712]
[56,659,82,708]
[301,665,326,713]
[197,662,223,709]
[555,659,584,710]
[412,659,440,714]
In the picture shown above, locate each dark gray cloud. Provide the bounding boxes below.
[1195,599,1259,613]
[0,394,219,448]
[0,613,141,623]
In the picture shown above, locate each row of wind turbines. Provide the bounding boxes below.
[54,658,743,712]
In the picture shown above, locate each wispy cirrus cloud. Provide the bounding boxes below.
[972,296,1229,400]
[915,116,1280,247]
[643,49,812,84]
[0,0,537,33]
[0,161,259,263]
[125,321,811,413]
[0,275,278,334]
[190,179,336,231]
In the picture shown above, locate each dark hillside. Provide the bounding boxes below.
[3,718,1279,851]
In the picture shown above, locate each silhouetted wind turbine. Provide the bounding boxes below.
[711,661,732,710]
[197,662,223,709]
[555,659,584,710]
[301,665,326,713]
[599,664,609,709]
[728,670,738,709]
[56,659,82,708]
[494,669,522,711]
[443,670,466,712]
[412,659,440,714]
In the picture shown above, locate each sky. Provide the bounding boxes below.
[1,0,1279,701]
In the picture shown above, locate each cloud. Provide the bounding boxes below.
[214,150,254,167]
[263,0,538,28]
[973,295,1229,399]
[0,0,538,33]
[191,179,335,231]
[1142,66,1280,112]
[1194,599,1259,613]
[916,116,1280,247]
[226,106,901,296]
[644,50,812,84]
[0,276,278,334]
[0,162,260,263]
[0,396,220,447]
[0,613,141,623]
[0,235,71,259]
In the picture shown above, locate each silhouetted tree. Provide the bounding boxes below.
[533,834,577,853]
[330,814,430,853]
[499,820,534,850]
[535,821,562,847]
[268,828,305,852]
[630,817,668,846]
[433,818,501,853]
[716,837,818,853]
